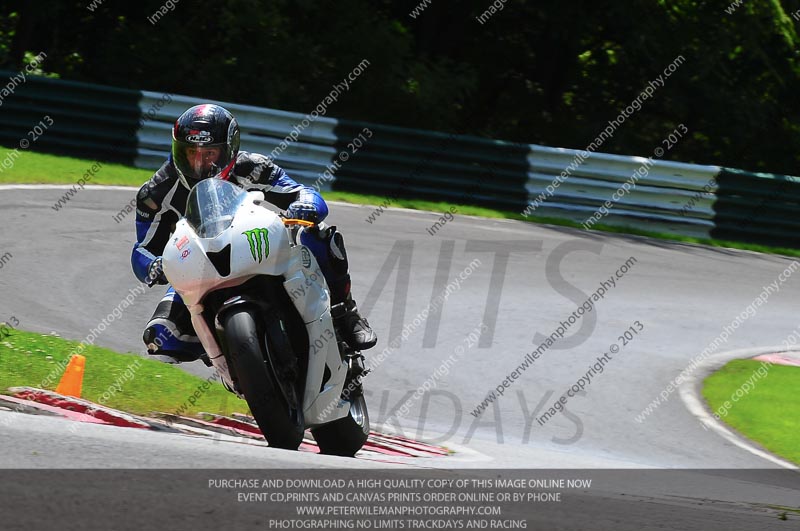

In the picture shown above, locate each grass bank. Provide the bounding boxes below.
[0,329,247,417]
[702,359,799,465]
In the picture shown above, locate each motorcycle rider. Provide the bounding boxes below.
[132,104,377,365]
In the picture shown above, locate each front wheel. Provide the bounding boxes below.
[223,308,304,450]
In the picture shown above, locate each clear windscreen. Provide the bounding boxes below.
[185,179,247,238]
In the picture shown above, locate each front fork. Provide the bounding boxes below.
[187,303,240,397]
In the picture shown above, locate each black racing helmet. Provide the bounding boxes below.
[172,104,240,189]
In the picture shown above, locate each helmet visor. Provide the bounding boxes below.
[172,141,233,183]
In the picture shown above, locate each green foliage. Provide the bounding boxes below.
[0,10,17,64]
[3,0,800,173]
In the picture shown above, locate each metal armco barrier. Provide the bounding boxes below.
[1,72,799,247]
[711,168,800,247]
[0,71,140,163]
[136,91,531,210]
[524,146,721,239]
[135,90,342,189]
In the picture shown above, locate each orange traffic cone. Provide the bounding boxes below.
[56,354,85,398]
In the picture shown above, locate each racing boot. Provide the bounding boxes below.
[143,326,203,364]
[143,287,205,363]
[331,292,377,351]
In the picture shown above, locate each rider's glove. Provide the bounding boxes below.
[146,257,168,287]
[286,201,320,224]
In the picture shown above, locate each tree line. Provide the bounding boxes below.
[2,0,800,175]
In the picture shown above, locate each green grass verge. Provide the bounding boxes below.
[3,145,800,257]
[0,329,248,418]
[0,146,152,186]
[702,359,800,465]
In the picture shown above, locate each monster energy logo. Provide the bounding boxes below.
[242,228,270,263]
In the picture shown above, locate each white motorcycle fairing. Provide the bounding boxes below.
[162,185,351,426]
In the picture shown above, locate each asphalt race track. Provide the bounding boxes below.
[0,185,798,529]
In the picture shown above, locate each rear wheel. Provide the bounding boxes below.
[311,395,370,457]
[223,308,304,450]
[311,357,370,457]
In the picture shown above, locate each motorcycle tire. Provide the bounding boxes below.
[311,393,370,457]
[223,307,304,450]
